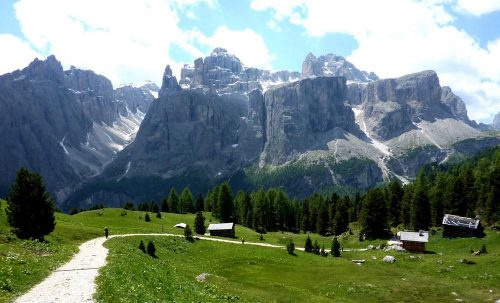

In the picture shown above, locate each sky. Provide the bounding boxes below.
[0,0,500,123]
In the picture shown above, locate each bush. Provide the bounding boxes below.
[120,210,127,217]
[184,224,194,242]
[259,233,264,241]
[69,208,79,215]
[287,240,295,255]
[139,240,146,253]
[156,211,161,219]
[145,213,151,222]
[147,241,156,257]
[479,244,487,254]
[123,202,135,210]
[313,240,320,255]
[320,245,328,257]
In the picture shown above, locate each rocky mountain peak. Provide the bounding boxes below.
[22,55,65,83]
[159,64,180,98]
[493,112,500,130]
[302,52,378,83]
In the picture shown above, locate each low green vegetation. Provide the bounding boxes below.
[96,230,500,302]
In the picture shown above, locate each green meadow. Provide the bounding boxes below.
[1,201,499,302]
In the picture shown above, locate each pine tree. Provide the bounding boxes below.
[150,201,159,213]
[313,240,320,255]
[147,241,156,257]
[139,240,146,253]
[331,236,341,257]
[387,180,403,227]
[400,185,413,228]
[6,168,56,241]
[184,224,194,241]
[333,196,349,235]
[194,211,206,235]
[218,182,233,222]
[167,188,179,213]
[179,187,194,214]
[160,198,169,212]
[304,235,313,253]
[195,193,204,212]
[359,188,390,239]
[287,239,295,255]
[410,171,431,231]
[144,213,151,222]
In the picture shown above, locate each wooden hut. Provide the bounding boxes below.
[397,230,428,252]
[207,223,235,238]
[442,214,484,238]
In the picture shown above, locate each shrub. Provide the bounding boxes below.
[120,210,127,216]
[287,240,295,255]
[69,208,79,215]
[145,213,151,222]
[139,240,146,253]
[479,244,487,254]
[313,240,320,255]
[147,241,156,257]
[184,224,194,242]
[259,233,264,241]
[156,211,161,219]
[320,245,328,257]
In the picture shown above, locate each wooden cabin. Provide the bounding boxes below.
[207,223,235,238]
[397,230,428,252]
[442,214,484,238]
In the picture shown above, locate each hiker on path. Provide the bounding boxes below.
[104,227,109,239]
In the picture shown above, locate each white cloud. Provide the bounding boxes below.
[0,34,43,75]
[13,0,214,86]
[251,0,500,123]
[454,0,500,16]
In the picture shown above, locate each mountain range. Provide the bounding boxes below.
[0,49,498,209]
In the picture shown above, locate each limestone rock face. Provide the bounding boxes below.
[302,53,379,82]
[261,77,355,164]
[492,112,500,130]
[440,86,472,125]
[0,56,155,202]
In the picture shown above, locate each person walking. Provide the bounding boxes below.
[104,227,109,239]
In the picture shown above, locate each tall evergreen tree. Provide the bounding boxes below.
[195,193,204,212]
[6,168,56,241]
[252,189,268,232]
[485,166,500,225]
[179,187,194,214]
[194,211,206,235]
[333,196,349,235]
[359,188,390,239]
[331,236,341,257]
[160,198,169,212]
[167,188,179,213]
[304,235,313,253]
[218,182,233,222]
[429,173,447,226]
[387,180,403,227]
[410,171,431,230]
[400,184,413,228]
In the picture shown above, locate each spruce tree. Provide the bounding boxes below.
[167,188,179,213]
[331,236,341,257]
[147,241,156,257]
[139,240,146,253]
[144,213,151,222]
[179,187,194,214]
[320,244,327,257]
[194,211,206,235]
[410,171,431,231]
[184,224,194,241]
[287,239,295,255]
[304,235,313,253]
[218,182,233,222]
[6,168,56,241]
[387,180,403,227]
[195,193,204,212]
[313,240,320,255]
[359,188,390,239]
[333,196,349,235]
[156,211,161,219]
[160,198,169,212]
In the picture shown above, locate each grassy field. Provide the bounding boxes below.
[1,201,499,302]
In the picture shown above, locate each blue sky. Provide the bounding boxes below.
[1,0,500,123]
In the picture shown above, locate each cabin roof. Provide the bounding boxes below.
[207,223,234,231]
[398,231,429,243]
[442,214,479,229]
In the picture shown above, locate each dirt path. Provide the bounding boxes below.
[14,232,363,302]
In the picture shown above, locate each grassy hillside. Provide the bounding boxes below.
[97,233,500,302]
[1,202,499,302]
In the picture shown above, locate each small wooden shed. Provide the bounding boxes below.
[442,214,484,238]
[398,231,428,252]
[207,223,235,238]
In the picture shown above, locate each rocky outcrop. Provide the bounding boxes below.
[493,112,500,130]
[440,86,473,125]
[261,77,355,165]
[0,56,155,202]
[158,65,180,97]
[302,53,378,82]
